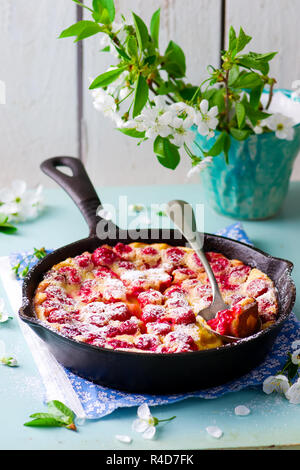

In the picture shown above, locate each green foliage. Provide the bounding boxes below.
[24,400,77,431]
[0,214,17,234]
[60,1,278,168]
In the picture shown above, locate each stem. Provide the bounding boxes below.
[266,79,275,110]
[157,416,176,423]
[225,69,230,124]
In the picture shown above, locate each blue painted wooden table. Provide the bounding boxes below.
[0,182,300,450]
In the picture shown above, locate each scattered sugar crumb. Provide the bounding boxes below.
[206,426,223,439]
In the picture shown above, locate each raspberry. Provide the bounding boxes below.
[173,308,196,325]
[86,337,106,348]
[108,339,133,349]
[135,334,160,351]
[246,279,269,298]
[119,320,138,335]
[89,314,107,327]
[147,322,171,336]
[137,289,164,307]
[118,260,135,270]
[142,246,158,256]
[106,325,120,338]
[113,242,133,258]
[60,324,81,338]
[210,256,230,274]
[92,246,118,266]
[58,266,81,284]
[94,266,117,278]
[47,308,70,324]
[108,303,131,321]
[142,305,165,323]
[165,247,185,267]
[74,253,92,268]
[78,280,101,303]
[173,268,197,282]
[164,286,186,298]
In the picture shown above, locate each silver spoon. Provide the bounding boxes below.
[166,199,260,343]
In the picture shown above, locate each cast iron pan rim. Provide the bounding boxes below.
[19,231,296,359]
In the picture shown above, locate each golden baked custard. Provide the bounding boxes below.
[33,243,278,353]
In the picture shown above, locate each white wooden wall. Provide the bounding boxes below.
[0,0,300,189]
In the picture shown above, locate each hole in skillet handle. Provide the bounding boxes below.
[40,156,119,238]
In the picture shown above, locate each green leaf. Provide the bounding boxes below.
[236,27,252,53]
[249,84,264,109]
[163,40,186,78]
[132,74,148,118]
[89,66,127,89]
[235,102,246,128]
[132,12,149,51]
[47,400,75,425]
[150,8,160,48]
[205,132,227,157]
[114,45,131,61]
[59,20,102,41]
[92,0,115,24]
[248,51,277,62]
[126,36,138,58]
[287,362,299,382]
[24,417,65,428]
[230,127,251,141]
[232,71,263,89]
[228,64,240,86]
[237,56,269,75]
[228,26,237,52]
[154,136,180,170]
[117,128,146,138]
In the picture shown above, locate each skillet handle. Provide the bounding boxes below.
[41,156,103,236]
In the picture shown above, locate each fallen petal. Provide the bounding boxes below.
[206,426,223,439]
[234,405,251,416]
[115,434,132,444]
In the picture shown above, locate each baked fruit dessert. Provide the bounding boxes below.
[33,243,278,353]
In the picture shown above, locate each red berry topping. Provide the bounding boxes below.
[135,334,160,351]
[246,279,269,298]
[147,322,171,336]
[94,266,117,279]
[74,253,92,268]
[108,303,131,321]
[137,289,164,307]
[118,260,135,270]
[142,305,166,323]
[58,266,81,284]
[173,307,195,325]
[165,247,185,267]
[92,246,118,266]
[142,246,158,256]
[113,242,133,258]
[108,339,133,350]
[119,319,139,335]
[47,308,70,324]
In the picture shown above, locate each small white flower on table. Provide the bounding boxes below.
[285,378,300,404]
[262,374,290,395]
[291,348,300,366]
[234,405,251,416]
[0,180,43,223]
[132,403,176,440]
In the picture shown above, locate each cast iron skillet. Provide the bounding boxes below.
[19,156,296,394]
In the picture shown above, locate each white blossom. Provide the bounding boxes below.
[262,374,290,395]
[196,99,219,137]
[291,348,300,366]
[285,378,300,404]
[172,117,195,147]
[264,113,295,140]
[0,356,18,367]
[132,404,156,439]
[91,88,117,119]
[0,180,44,223]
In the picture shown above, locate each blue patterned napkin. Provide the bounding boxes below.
[10,222,300,419]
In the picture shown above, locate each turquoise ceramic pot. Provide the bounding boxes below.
[193,90,300,220]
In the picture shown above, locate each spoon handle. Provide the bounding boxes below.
[166,200,225,311]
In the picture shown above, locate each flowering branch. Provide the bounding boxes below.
[60,0,295,174]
